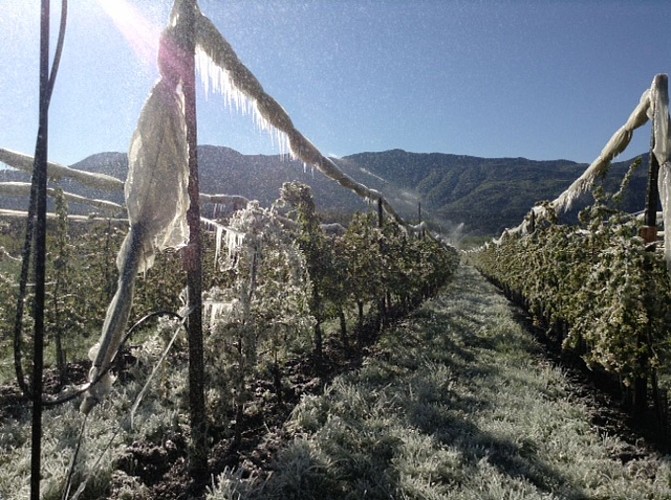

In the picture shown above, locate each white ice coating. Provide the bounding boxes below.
[1,4,416,235]
[224,226,245,262]
[0,148,124,192]
[214,223,224,264]
[202,216,245,267]
[0,181,123,213]
[195,47,291,157]
[193,10,413,231]
[81,17,191,414]
[551,89,651,213]
[497,86,654,243]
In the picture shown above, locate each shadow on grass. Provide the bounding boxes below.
[240,267,588,499]
[397,266,587,497]
[406,396,583,496]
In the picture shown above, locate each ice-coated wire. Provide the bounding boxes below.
[494,85,654,244]
[194,11,423,233]
[0,182,123,213]
[551,89,651,213]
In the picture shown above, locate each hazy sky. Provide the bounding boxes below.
[0,0,670,167]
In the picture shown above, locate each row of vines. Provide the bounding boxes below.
[0,0,462,495]
[0,181,459,498]
[472,192,671,414]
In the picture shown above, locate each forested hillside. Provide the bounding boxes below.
[0,147,650,235]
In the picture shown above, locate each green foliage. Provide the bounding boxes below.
[474,202,671,387]
[279,183,459,353]
[207,266,671,499]
[0,182,459,497]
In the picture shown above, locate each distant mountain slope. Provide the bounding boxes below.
[341,149,650,234]
[0,146,651,235]
[67,145,372,217]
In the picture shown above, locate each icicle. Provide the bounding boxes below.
[195,47,251,115]
[193,10,411,230]
[195,46,292,156]
[214,223,224,264]
[225,227,245,260]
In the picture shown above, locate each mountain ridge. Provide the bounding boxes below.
[0,146,651,235]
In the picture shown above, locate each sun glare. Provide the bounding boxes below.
[98,0,161,66]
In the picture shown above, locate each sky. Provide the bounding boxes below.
[0,0,670,167]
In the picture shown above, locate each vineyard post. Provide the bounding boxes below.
[377,196,383,228]
[29,2,51,498]
[177,0,208,485]
[377,197,386,328]
[643,133,660,246]
[632,118,660,413]
[641,74,669,417]
[418,201,425,239]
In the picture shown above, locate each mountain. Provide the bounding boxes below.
[68,146,374,218]
[340,149,651,235]
[0,146,652,235]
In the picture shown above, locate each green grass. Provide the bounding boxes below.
[208,266,671,499]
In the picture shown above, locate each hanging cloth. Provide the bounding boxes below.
[81,25,190,414]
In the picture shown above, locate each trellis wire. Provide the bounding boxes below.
[61,310,190,500]
[497,74,671,259]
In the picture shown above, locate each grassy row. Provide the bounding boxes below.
[0,330,186,499]
[207,265,671,499]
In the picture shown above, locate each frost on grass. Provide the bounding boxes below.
[210,266,671,499]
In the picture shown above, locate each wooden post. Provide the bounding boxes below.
[377,197,383,228]
[377,197,386,328]
[636,74,669,416]
[176,0,208,486]
[642,134,660,246]
[30,2,51,498]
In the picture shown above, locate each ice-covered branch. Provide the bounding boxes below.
[494,85,654,245]
[0,147,124,192]
[0,181,123,213]
[0,209,126,222]
[551,89,651,213]
[194,13,412,230]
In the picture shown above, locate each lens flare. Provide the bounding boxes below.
[98,0,161,66]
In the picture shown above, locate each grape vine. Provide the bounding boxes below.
[473,198,671,411]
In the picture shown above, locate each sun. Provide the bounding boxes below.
[97,0,162,66]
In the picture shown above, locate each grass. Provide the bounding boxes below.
[0,331,190,500]
[208,265,671,499]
